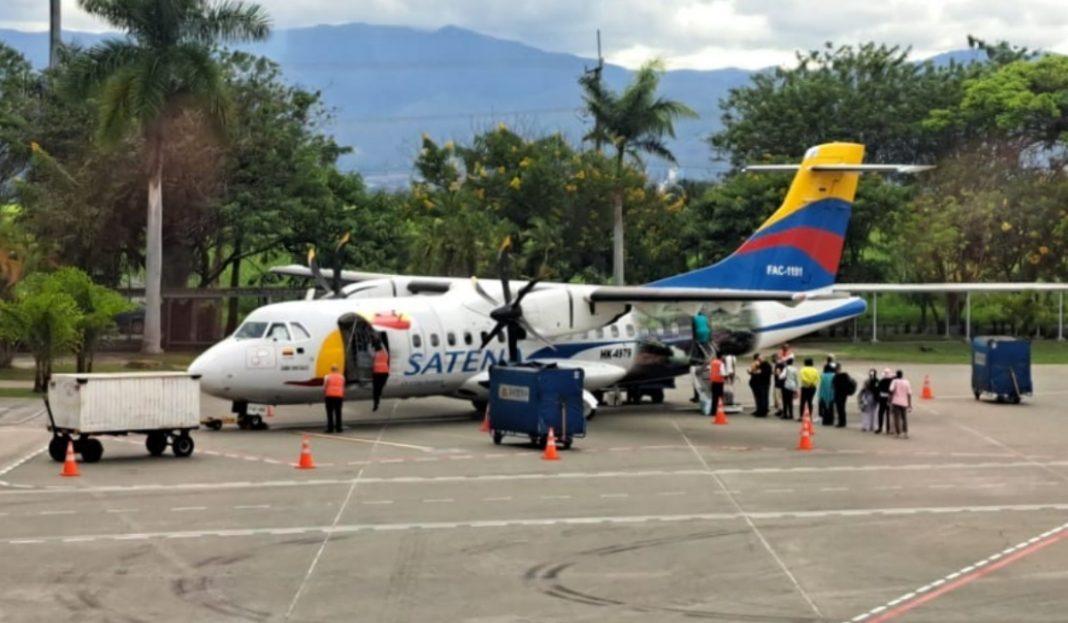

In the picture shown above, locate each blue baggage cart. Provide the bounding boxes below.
[488,364,586,448]
[971,336,1032,404]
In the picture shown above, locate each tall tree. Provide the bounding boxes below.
[580,59,696,284]
[61,0,270,353]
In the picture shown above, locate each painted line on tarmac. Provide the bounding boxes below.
[0,445,47,486]
[844,521,1068,623]
[296,431,435,452]
[7,461,1068,497]
[10,503,1068,546]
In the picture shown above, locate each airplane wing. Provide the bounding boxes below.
[588,286,802,303]
[271,264,454,294]
[834,283,1068,293]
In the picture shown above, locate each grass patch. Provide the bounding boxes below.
[0,387,40,399]
[798,340,1068,365]
[0,351,198,382]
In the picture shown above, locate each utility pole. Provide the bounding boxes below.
[49,0,61,69]
[582,30,605,152]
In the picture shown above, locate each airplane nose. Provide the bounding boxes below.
[188,351,224,394]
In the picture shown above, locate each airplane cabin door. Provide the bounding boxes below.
[337,313,376,385]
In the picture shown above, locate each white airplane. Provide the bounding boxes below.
[189,142,921,428]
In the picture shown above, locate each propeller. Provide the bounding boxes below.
[306,232,352,299]
[474,237,554,363]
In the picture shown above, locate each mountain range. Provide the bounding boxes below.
[1,23,977,187]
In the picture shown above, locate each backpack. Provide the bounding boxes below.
[846,375,857,396]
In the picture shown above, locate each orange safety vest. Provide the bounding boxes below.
[324,372,345,398]
[373,350,390,374]
[709,359,724,383]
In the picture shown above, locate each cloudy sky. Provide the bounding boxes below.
[4,0,1067,69]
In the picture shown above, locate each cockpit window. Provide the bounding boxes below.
[290,323,311,341]
[267,323,290,341]
[234,321,267,339]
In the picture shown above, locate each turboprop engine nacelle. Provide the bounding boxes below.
[519,286,630,339]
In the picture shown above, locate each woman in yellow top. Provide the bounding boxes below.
[799,358,821,419]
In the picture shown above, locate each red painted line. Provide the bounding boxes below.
[867,528,1068,622]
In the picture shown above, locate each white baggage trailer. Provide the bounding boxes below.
[45,372,201,462]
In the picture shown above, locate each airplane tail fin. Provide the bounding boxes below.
[653,142,867,292]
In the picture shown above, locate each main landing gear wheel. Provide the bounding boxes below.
[146,432,168,457]
[172,433,194,458]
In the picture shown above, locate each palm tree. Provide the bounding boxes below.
[62,0,270,353]
[580,59,696,285]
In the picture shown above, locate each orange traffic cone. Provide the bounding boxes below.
[713,398,728,425]
[479,405,491,433]
[296,434,316,470]
[60,440,79,477]
[542,427,560,461]
[798,423,813,451]
[802,407,815,436]
[921,375,934,400]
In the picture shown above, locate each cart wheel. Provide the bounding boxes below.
[562,436,573,450]
[172,433,194,458]
[146,432,168,457]
[48,435,69,462]
[492,430,504,445]
[79,438,103,463]
[974,391,981,401]
[250,415,268,430]
[206,419,223,431]
[537,435,548,449]
[237,416,252,430]
[1010,394,1021,404]
[649,389,665,404]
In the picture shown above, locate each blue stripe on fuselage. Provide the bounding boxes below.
[753,298,867,333]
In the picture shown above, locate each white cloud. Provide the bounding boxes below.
[4,0,1068,68]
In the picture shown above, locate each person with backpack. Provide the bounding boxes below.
[875,368,893,434]
[832,363,856,428]
[858,369,879,432]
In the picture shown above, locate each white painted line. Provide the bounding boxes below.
[62,537,94,543]
[10,539,43,544]
[39,510,75,516]
[542,495,572,500]
[234,504,271,510]
[422,498,454,503]
[483,496,512,501]
[0,445,48,480]
[106,508,139,514]
[171,506,207,512]
[361,500,393,505]
[599,493,628,498]
[821,487,849,492]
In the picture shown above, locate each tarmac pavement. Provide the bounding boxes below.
[1,363,1068,622]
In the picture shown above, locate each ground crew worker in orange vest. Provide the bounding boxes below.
[372,342,390,412]
[323,364,345,433]
[709,353,725,416]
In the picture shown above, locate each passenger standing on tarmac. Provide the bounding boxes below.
[748,353,771,417]
[778,357,798,420]
[771,353,784,416]
[889,370,912,439]
[372,341,390,412]
[858,369,878,431]
[875,368,893,434]
[709,353,725,414]
[832,363,855,428]
[723,353,737,406]
[799,358,820,420]
[323,364,345,433]
[818,364,836,425]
